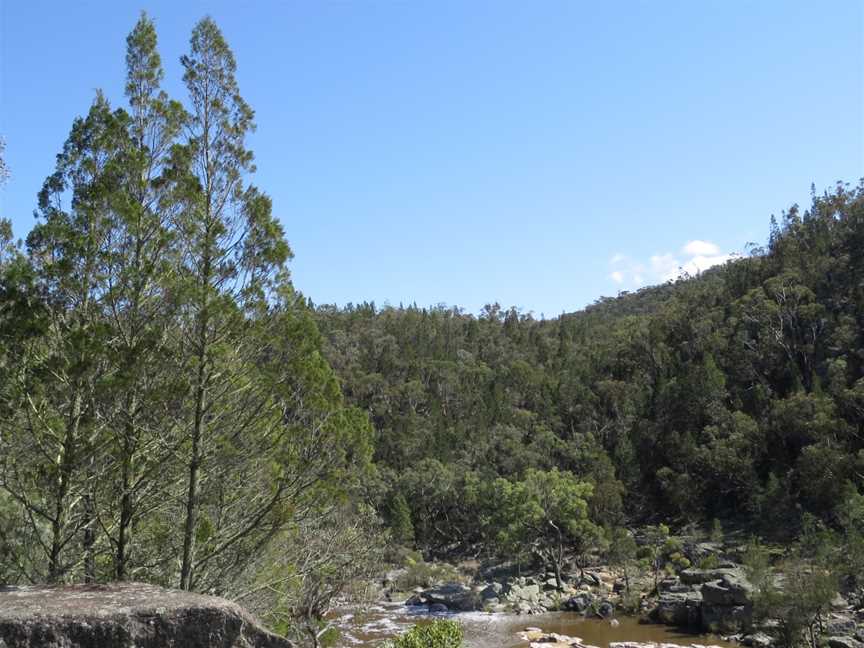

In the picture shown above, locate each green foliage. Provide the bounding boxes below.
[757,561,837,648]
[742,538,772,597]
[606,527,637,568]
[0,13,379,612]
[384,620,463,648]
[0,137,8,185]
[606,526,638,596]
[394,554,462,591]
[249,504,386,647]
[639,524,670,591]
[665,550,691,574]
[385,493,415,547]
[710,518,724,543]
[483,468,603,584]
[836,482,864,586]
[745,535,839,648]
[697,554,720,570]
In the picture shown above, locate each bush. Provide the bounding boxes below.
[617,586,644,615]
[697,553,720,570]
[384,620,463,648]
[744,537,838,648]
[666,550,691,573]
[710,518,724,543]
[394,553,462,590]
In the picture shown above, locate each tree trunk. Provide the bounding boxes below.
[48,391,83,583]
[82,490,95,583]
[623,564,631,596]
[116,393,138,580]
[179,376,204,590]
[553,539,564,590]
[553,558,563,591]
[180,321,208,590]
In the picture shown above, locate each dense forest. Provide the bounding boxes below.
[1,11,863,648]
[314,182,864,554]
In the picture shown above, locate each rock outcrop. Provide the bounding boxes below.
[0,582,292,648]
[406,582,480,612]
[405,575,573,614]
[699,570,754,633]
[651,568,754,634]
[827,637,864,648]
[655,590,702,627]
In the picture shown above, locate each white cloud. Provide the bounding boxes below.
[682,240,720,256]
[650,253,680,282]
[608,239,736,288]
[681,253,735,276]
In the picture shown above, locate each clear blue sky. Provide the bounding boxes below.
[1,1,862,317]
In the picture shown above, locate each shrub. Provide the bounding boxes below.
[384,620,463,648]
[394,553,462,590]
[710,518,724,543]
[617,586,644,615]
[666,550,691,573]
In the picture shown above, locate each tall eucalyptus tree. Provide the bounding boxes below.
[98,13,186,581]
[172,17,293,590]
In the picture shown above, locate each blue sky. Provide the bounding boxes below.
[1,1,862,317]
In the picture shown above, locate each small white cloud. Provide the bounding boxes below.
[681,253,736,276]
[609,240,737,288]
[682,240,720,257]
[650,253,681,282]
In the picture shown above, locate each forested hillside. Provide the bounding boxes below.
[315,183,864,551]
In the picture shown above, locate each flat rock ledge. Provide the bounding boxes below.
[0,582,292,648]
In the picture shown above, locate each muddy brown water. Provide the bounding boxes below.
[330,603,739,648]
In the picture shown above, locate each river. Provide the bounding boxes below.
[330,602,738,648]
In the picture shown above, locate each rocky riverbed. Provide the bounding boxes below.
[387,566,765,635]
[374,536,864,648]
